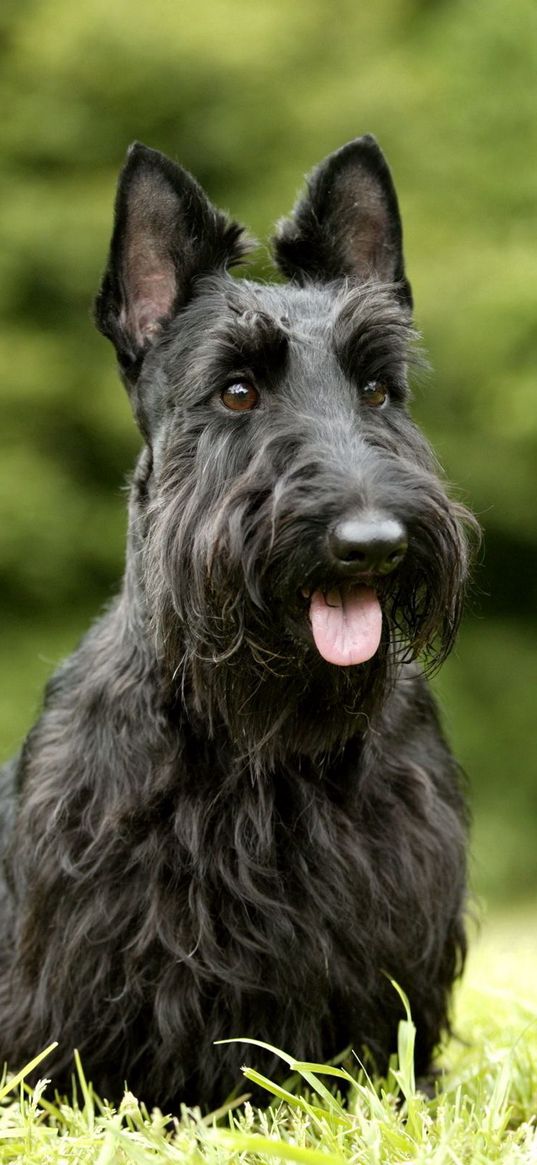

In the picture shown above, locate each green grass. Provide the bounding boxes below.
[1,913,536,1163]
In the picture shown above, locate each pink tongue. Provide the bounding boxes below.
[309,586,382,667]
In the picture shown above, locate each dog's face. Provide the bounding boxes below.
[95,138,474,758]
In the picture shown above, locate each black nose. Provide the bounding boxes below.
[328,516,408,576]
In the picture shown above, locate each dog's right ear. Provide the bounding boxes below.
[94,143,250,378]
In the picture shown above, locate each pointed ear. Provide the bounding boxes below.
[94,143,251,375]
[273,135,412,308]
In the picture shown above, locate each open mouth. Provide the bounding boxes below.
[301,582,383,667]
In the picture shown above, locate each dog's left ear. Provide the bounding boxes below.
[95,143,250,376]
[273,135,412,308]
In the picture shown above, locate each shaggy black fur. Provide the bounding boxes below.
[0,135,477,1111]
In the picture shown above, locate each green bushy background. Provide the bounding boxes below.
[1,0,536,908]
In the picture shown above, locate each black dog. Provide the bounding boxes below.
[0,136,476,1111]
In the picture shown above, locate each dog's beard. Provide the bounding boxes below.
[140,457,476,769]
[141,572,439,773]
[177,621,390,770]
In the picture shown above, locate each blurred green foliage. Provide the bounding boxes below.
[0,0,536,903]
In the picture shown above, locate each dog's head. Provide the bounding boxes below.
[95,138,477,760]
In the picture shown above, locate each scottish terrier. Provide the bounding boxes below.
[0,135,476,1111]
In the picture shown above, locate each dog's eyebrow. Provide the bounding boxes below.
[218,308,289,380]
[332,285,417,389]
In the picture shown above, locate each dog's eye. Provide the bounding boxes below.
[361,381,388,408]
[221,382,259,412]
